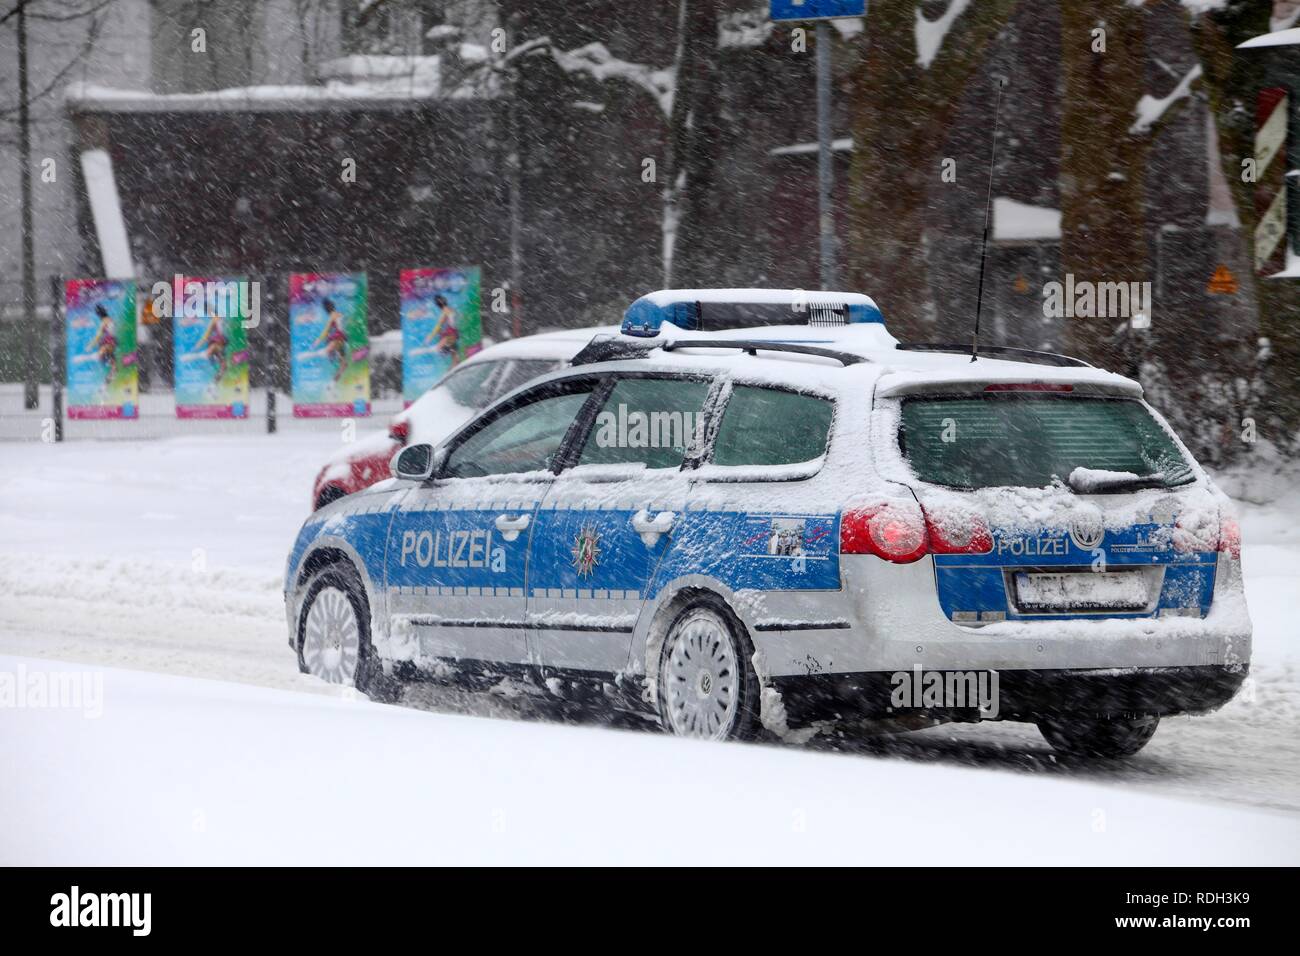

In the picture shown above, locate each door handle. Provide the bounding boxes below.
[494,513,531,541]
[631,509,676,546]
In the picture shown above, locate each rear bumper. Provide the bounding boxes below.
[772,663,1249,724]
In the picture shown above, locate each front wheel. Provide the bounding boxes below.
[298,562,397,701]
[1037,714,1160,758]
[657,598,762,741]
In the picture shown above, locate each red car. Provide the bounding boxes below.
[311,327,611,510]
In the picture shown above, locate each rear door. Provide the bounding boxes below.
[894,390,1219,623]
[525,373,713,673]
[384,376,601,668]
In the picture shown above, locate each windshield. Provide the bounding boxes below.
[898,395,1195,491]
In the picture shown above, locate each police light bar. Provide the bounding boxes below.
[621,288,885,337]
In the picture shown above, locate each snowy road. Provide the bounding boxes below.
[1,433,1298,858]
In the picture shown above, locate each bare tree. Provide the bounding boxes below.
[0,0,115,407]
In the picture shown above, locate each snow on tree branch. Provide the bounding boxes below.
[546,42,675,117]
[489,37,675,117]
[915,0,973,69]
[1129,63,1202,135]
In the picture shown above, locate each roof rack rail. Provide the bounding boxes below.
[570,335,867,368]
[896,342,1091,368]
[661,339,866,366]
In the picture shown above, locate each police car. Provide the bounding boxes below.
[283,289,1250,758]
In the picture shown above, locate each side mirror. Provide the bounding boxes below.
[391,443,440,482]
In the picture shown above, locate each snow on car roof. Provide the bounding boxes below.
[463,325,620,363]
[569,324,1143,397]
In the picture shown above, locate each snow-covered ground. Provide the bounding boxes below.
[1,432,1298,863]
[3,654,1296,865]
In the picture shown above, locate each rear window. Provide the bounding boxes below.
[712,386,834,467]
[899,395,1194,491]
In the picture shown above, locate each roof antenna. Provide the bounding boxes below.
[970,77,1006,363]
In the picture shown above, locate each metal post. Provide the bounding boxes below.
[49,274,63,442]
[815,19,837,291]
[19,1,39,409]
[506,44,524,339]
[267,387,276,434]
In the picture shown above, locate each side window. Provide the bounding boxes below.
[443,383,595,478]
[442,361,501,410]
[711,386,834,467]
[489,359,564,401]
[576,376,710,470]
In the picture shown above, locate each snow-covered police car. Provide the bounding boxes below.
[284,289,1250,757]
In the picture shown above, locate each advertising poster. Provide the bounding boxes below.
[289,272,370,417]
[172,277,251,419]
[399,266,483,406]
[65,278,138,420]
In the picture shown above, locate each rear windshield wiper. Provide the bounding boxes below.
[1066,468,1167,494]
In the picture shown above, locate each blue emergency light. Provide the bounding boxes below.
[621,289,885,337]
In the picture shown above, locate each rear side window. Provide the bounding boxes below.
[899,395,1194,490]
[577,376,710,470]
[712,386,834,466]
[490,359,562,401]
[443,361,501,409]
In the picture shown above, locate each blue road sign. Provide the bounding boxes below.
[770,0,866,21]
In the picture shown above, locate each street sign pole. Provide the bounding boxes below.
[771,1,865,291]
[815,19,836,290]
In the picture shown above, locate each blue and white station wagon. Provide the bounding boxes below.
[284,289,1250,757]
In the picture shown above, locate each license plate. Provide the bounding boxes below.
[1013,571,1150,612]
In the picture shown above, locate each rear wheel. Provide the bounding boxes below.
[657,598,761,741]
[1037,714,1159,758]
[298,562,397,701]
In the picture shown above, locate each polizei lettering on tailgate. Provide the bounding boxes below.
[996,533,1069,557]
[400,529,506,571]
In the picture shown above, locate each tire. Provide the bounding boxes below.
[1037,714,1160,758]
[656,596,762,741]
[297,562,399,702]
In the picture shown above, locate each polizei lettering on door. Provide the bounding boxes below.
[400,529,507,571]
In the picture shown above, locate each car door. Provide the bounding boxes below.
[526,373,715,674]
[384,376,602,670]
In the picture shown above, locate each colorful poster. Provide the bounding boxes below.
[65,278,138,420]
[399,266,483,405]
[172,276,251,419]
[289,272,370,418]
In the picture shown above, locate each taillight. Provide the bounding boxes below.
[1174,511,1219,554]
[843,501,994,561]
[925,508,993,554]
[841,501,928,563]
[388,418,409,444]
[1218,515,1241,560]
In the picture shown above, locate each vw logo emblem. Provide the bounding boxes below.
[1069,517,1104,551]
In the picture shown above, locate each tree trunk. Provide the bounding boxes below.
[1058,0,1149,366]
[845,0,1017,342]
[1191,3,1300,448]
